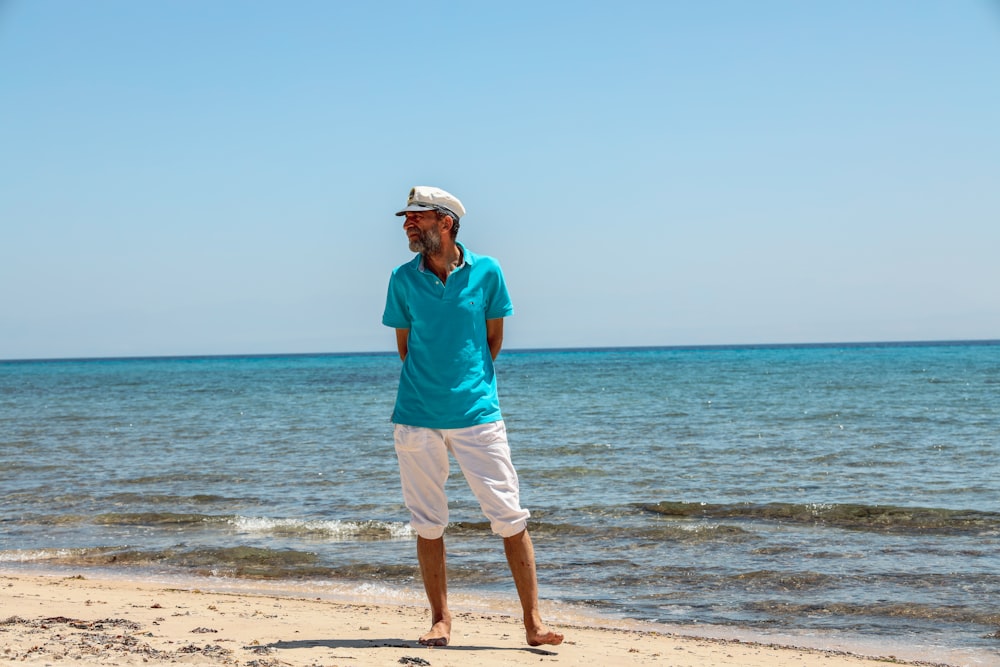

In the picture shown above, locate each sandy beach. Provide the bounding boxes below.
[1,571,954,667]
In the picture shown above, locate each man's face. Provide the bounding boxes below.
[403,210,443,254]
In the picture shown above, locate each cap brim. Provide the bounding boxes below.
[395,204,437,216]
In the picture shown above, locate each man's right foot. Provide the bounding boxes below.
[418,619,451,647]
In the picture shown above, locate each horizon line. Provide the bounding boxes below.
[2,338,997,364]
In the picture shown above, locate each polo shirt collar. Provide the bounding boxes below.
[416,242,473,273]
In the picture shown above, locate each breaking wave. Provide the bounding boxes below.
[640,501,1000,535]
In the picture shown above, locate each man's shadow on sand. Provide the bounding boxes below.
[265,637,557,655]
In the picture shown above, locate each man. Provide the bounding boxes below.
[382,185,563,648]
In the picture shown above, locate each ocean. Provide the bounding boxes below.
[2,342,998,665]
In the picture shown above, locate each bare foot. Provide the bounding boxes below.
[418,619,451,647]
[527,624,564,647]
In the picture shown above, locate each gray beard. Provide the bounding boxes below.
[408,227,442,255]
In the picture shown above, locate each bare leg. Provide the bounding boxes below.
[416,536,451,646]
[503,529,564,646]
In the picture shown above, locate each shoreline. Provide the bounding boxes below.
[1,569,966,667]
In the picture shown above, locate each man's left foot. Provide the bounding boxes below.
[527,625,564,647]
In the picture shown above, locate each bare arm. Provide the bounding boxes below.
[395,328,409,361]
[486,318,504,361]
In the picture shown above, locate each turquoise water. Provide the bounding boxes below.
[2,342,998,663]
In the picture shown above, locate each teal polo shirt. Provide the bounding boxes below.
[382,243,514,428]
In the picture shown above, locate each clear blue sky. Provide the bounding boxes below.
[2,1,998,359]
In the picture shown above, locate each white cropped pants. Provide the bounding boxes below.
[392,420,530,540]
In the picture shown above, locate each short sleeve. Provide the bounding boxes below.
[382,270,411,329]
[484,260,514,320]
